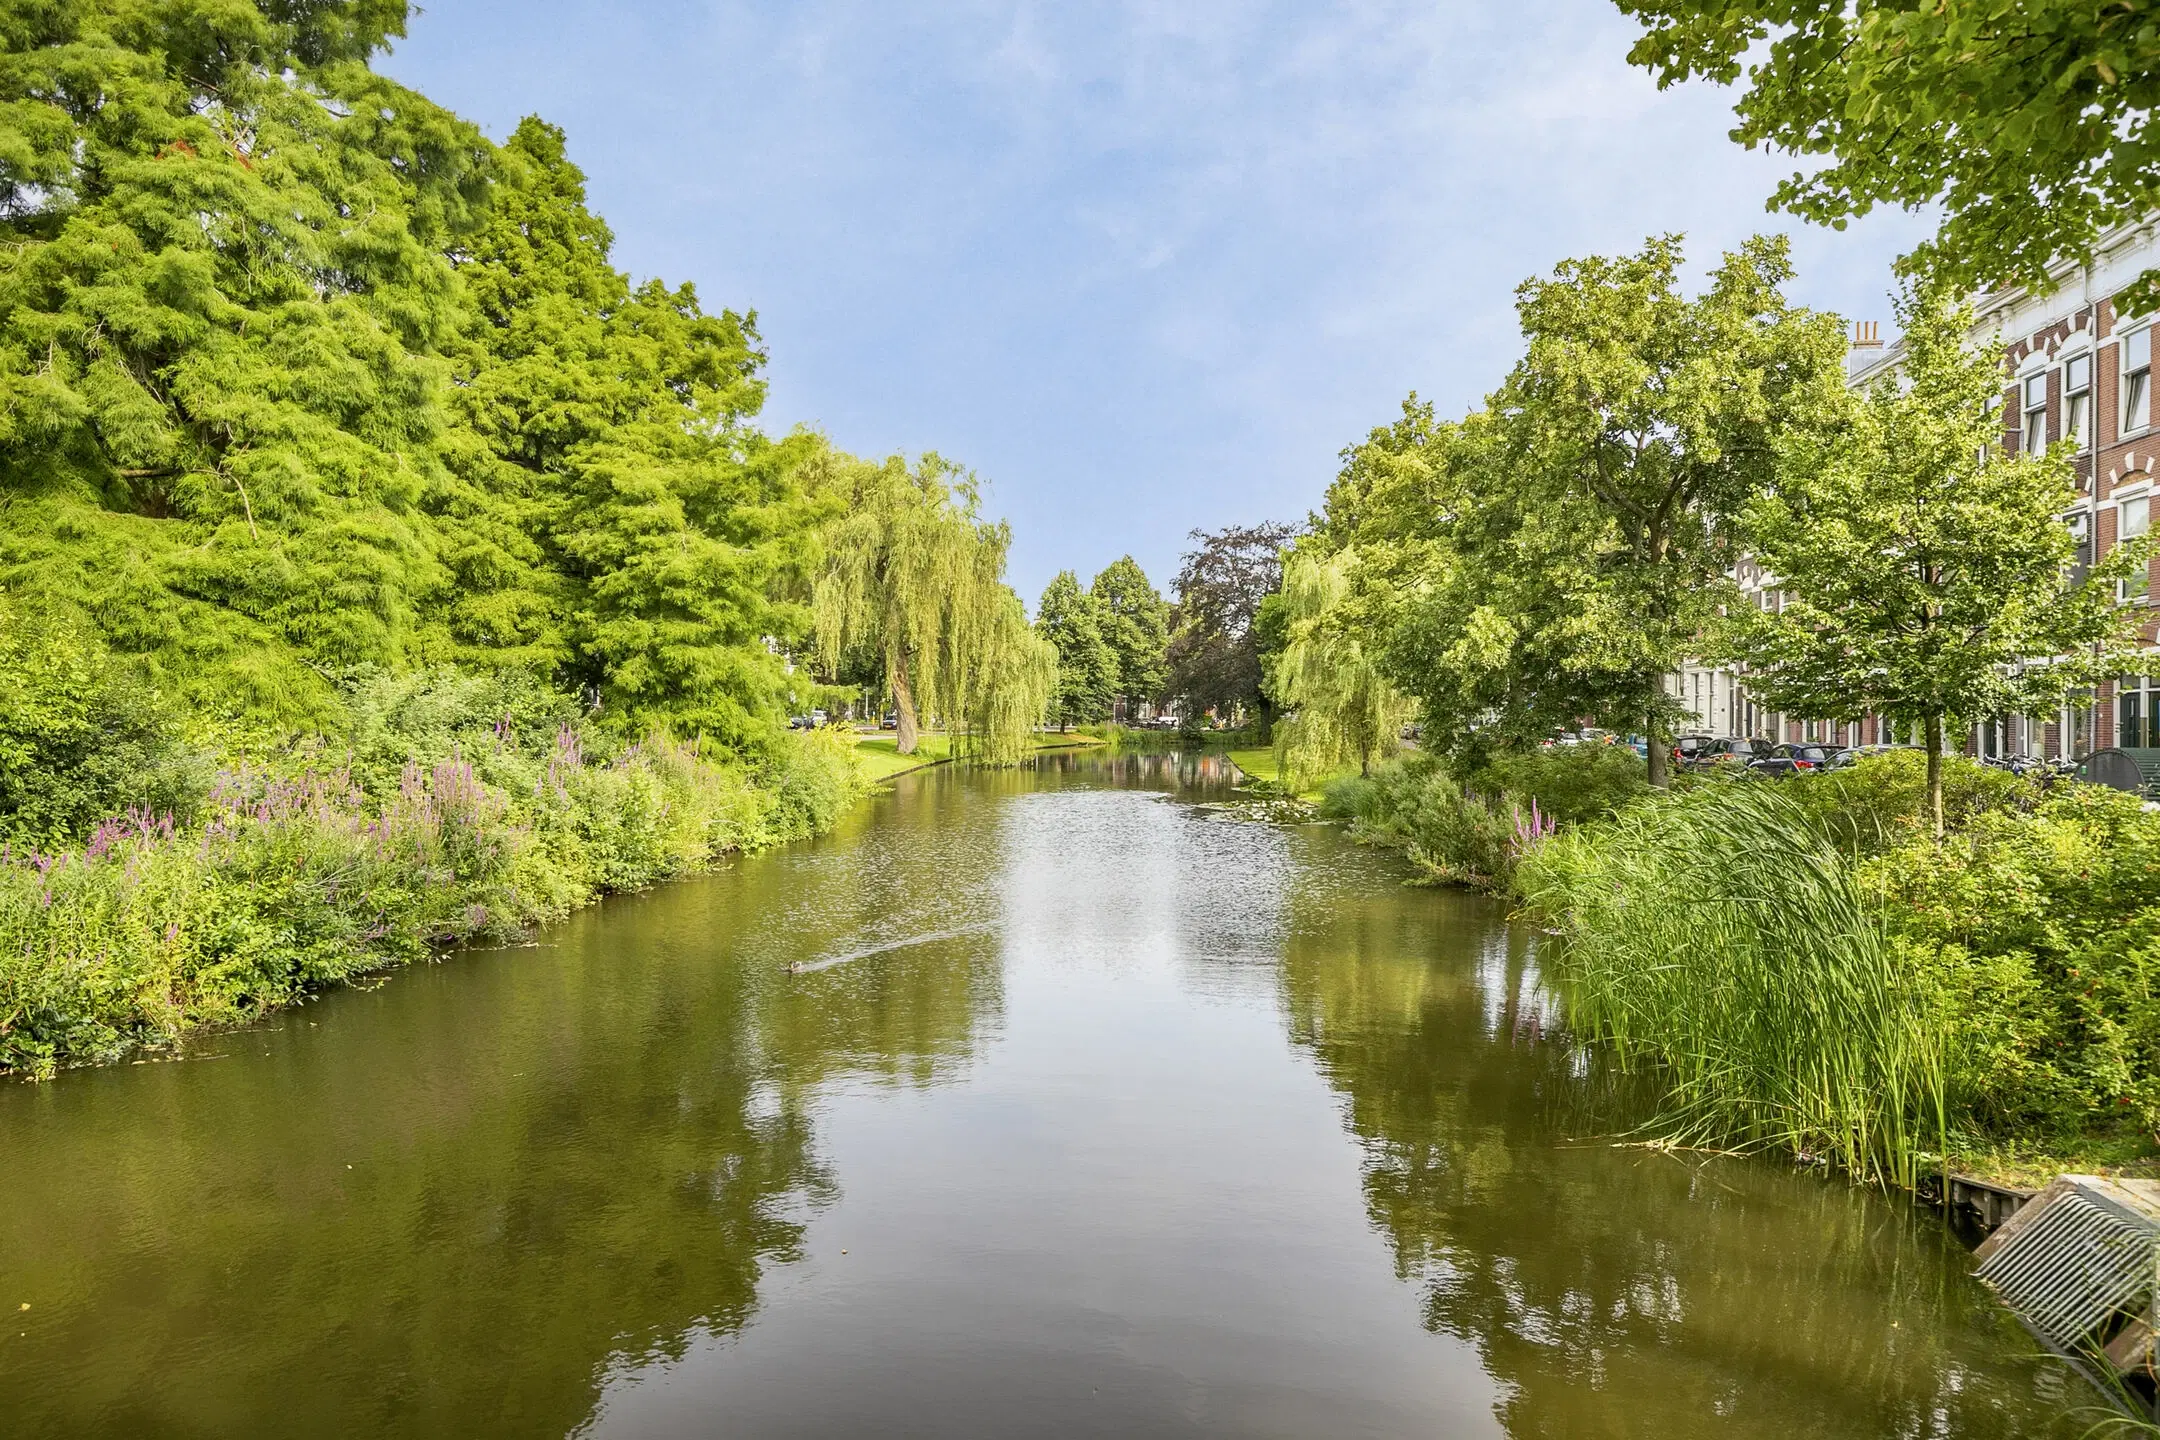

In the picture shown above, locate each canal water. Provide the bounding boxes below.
[0,753,2076,1436]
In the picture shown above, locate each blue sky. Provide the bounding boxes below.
[381,0,1934,606]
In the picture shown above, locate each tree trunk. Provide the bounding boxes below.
[1925,714,1945,840]
[1646,713,1669,788]
[892,649,921,755]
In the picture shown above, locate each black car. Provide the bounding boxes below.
[1748,742,1833,778]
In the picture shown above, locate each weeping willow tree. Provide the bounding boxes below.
[1272,548,1414,790]
[812,453,1055,761]
[955,590,1059,765]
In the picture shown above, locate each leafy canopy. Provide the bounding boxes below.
[1618,0,2160,308]
[1035,571,1117,727]
[1088,556,1170,706]
[1736,287,2147,824]
[1167,522,1293,721]
[0,4,818,751]
[812,452,1053,761]
[1387,235,1847,779]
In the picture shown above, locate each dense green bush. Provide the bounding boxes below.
[1784,751,2037,857]
[1324,752,1545,888]
[1325,745,1639,889]
[0,604,212,847]
[1517,766,2160,1178]
[1468,745,1649,827]
[1865,784,2160,1142]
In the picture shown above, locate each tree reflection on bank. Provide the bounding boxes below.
[1275,862,2075,1438]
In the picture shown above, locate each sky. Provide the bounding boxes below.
[379,0,1936,607]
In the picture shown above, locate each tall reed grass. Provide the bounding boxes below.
[1517,785,1946,1188]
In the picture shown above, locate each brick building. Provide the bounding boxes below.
[1672,221,2160,758]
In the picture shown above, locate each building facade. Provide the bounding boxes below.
[1669,221,2160,757]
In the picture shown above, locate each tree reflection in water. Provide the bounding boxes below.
[1275,850,2076,1438]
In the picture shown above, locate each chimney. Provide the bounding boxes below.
[1845,319,1885,378]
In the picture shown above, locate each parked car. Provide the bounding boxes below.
[1671,734,1714,765]
[880,711,899,729]
[1686,737,1761,771]
[1748,742,1834,778]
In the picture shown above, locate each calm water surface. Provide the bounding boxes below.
[0,754,2076,1436]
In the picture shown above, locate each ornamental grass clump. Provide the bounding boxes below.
[1517,785,1945,1188]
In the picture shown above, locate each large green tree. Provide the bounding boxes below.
[0,3,820,751]
[1737,289,2146,834]
[1088,556,1170,712]
[1618,0,2160,307]
[1393,235,1847,785]
[1270,548,1412,788]
[1035,571,1117,728]
[443,117,820,748]
[0,0,488,722]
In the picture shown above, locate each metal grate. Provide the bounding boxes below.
[1978,1183,2159,1354]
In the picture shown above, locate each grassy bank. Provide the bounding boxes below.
[1338,746,2160,1189]
[849,729,1105,782]
[0,671,868,1079]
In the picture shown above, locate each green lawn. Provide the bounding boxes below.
[849,730,1103,782]
[1225,746,1356,801]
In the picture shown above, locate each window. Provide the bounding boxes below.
[2070,511,2093,584]
[2065,353,2092,451]
[2121,675,2159,748]
[2126,328,2152,436]
[2024,373,2049,455]
[2122,495,2150,602]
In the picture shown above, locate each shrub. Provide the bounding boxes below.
[0,709,867,1076]
[1340,753,1551,889]
[0,606,212,847]
[1469,745,1649,827]
[1865,783,2160,1142]
[1784,750,2037,857]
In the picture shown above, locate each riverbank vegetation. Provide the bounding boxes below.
[1253,239,2160,1188]
[0,2,1054,1075]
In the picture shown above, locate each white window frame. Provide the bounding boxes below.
[2064,350,2093,452]
[2119,488,2152,603]
[2023,371,2050,456]
[2124,325,2152,438]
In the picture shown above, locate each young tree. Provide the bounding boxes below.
[1736,289,2147,835]
[1166,523,1295,727]
[1088,556,1170,712]
[1035,571,1118,728]
[1618,0,2160,310]
[812,453,1048,758]
[1270,549,1412,788]
[1443,234,1847,785]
